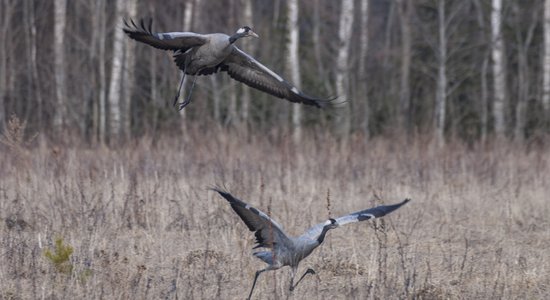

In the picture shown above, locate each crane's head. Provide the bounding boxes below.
[236,26,259,38]
[326,218,339,230]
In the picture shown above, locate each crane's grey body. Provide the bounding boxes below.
[210,188,410,299]
[253,236,318,269]
[123,19,332,110]
[173,33,233,75]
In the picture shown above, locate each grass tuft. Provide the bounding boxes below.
[44,237,74,275]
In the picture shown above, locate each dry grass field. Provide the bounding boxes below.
[1,125,549,299]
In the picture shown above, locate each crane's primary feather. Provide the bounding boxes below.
[299,199,411,241]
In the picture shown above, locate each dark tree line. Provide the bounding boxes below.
[0,0,548,145]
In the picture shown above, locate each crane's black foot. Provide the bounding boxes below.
[289,268,317,291]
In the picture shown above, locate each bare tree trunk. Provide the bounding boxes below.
[358,0,370,136]
[0,0,15,132]
[149,49,158,126]
[335,0,354,136]
[481,54,489,144]
[513,6,537,142]
[397,0,412,132]
[491,0,506,138]
[240,0,253,124]
[98,0,107,144]
[434,0,447,147]
[53,0,68,133]
[122,0,138,141]
[23,0,33,121]
[227,0,238,125]
[473,0,489,144]
[287,0,302,142]
[381,1,397,132]
[179,0,196,121]
[206,0,222,124]
[210,76,221,121]
[515,52,527,142]
[226,83,238,125]
[543,0,550,114]
[27,0,42,134]
[147,2,159,133]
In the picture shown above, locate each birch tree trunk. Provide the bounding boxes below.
[434,0,447,147]
[107,0,126,142]
[184,0,194,31]
[543,0,550,113]
[335,0,354,136]
[53,0,68,133]
[286,0,302,142]
[358,0,370,136]
[491,0,506,138]
[312,0,332,94]
[122,0,138,141]
[473,0,489,144]
[397,0,412,132]
[98,0,107,144]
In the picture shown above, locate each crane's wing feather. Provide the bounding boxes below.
[221,47,333,108]
[123,18,207,51]
[211,188,290,249]
[300,199,411,241]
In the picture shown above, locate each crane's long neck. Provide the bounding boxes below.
[316,225,333,244]
[229,33,244,44]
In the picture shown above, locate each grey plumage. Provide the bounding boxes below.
[211,188,410,299]
[123,19,332,110]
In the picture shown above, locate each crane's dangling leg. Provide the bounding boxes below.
[289,268,315,291]
[177,75,198,111]
[173,71,186,108]
[247,269,267,300]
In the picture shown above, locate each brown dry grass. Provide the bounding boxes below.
[1,125,549,299]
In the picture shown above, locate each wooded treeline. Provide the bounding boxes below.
[1,0,549,145]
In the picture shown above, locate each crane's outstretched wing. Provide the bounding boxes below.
[123,18,207,51]
[211,188,290,249]
[220,47,334,108]
[299,199,410,241]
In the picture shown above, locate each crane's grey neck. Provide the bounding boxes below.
[316,224,333,244]
[229,32,246,44]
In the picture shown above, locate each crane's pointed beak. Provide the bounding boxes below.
[248,30,259,38]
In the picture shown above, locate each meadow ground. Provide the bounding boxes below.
[1,125,549,299]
